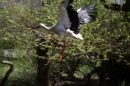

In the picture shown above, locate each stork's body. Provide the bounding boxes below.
[36,0,97,61]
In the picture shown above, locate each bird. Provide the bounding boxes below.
[36,0,97,61]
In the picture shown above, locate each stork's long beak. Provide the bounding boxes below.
[35,24,40,28]
[30,25,39,30]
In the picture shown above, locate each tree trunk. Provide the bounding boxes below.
[32,28,51,86]
[36,46,51,86]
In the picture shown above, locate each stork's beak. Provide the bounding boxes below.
[35,24,40,28]
[30,25,39,30]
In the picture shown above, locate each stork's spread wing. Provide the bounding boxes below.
[77,4,97,24]
[57,0,80,34]
[76,4,97,33]
[57,0,96,34]
[66,1,80,34]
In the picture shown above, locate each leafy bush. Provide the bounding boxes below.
[0,0,130,85]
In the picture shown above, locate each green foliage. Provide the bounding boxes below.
[0,58,38,86]
[0,0,130,85]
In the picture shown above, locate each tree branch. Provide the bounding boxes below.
[0,60,14,86]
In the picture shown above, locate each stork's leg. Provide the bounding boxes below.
[59,40,66,62]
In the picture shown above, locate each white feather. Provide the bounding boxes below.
[66,29,83,40]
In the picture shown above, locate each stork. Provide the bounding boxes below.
[36,0,97,61]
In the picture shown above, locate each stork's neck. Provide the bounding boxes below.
[39,23,50,30]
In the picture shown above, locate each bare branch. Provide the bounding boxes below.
[0,60,14,86]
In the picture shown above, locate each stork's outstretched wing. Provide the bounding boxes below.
[57,0,80,34]
[57,0,97,34]
[76,4,97,33]
[66,0,80,34]
[77,4,97,24]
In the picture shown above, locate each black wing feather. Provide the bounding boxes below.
[66,0,97,34]
[78,4,97,24]
[66,0,80,34]
[76,3,97,33]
